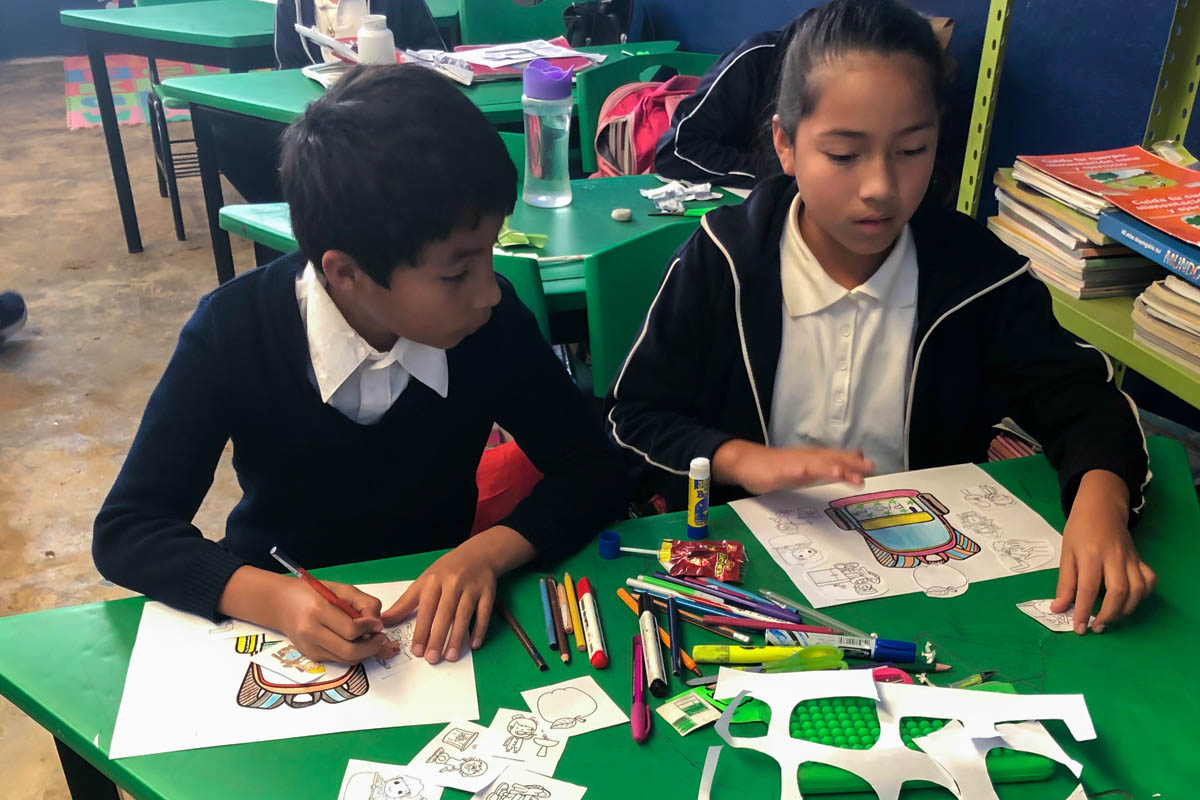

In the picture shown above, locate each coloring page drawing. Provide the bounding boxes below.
[1016,599,1095,632]
[470,768,587,800]
[338,759,444,800]
[730,464,1062,608]
[408,720,497,793]
[519,677,628,738]
[483,708,566,777]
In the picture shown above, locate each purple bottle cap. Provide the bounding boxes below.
[523,59,573,100]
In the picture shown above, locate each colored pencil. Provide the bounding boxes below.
[546,576,570,662]
[269,547,360,619]
[563,572,586,652]
[615,588,702,676]
[668,596,682,677]
[539,577,558,651]
[500,604,549,672]
[700,615,837,634]
[556,580,574,635]
[641,596,750,642]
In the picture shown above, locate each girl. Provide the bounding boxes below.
[607,0,1154,635]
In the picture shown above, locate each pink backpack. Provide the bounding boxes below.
[592,74,700,177]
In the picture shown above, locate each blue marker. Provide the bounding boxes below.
[539,578,558,651]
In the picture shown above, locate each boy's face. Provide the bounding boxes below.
[324,214,505,351]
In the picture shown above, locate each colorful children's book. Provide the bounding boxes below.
[993,167,1114,245]
[1097,210,1200,287]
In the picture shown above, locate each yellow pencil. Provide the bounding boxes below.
[563,572,586,652]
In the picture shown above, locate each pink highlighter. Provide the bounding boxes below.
[631,634,651,743]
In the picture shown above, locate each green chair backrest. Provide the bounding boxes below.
[498,131,526,188]
[494,254,550,341]
[457,0,574,45]
[575,51,718,174]
[584,222,694,397]
[134,0,207,6]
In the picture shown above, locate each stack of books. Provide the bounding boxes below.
[1132,277,1200,373]
[988,147,1176,298]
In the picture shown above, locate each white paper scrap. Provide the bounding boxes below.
[471,767,586,800]
[337,759,444,800]
[1017,598,1095,632]
[483,708,568,777]
[519,676,628,737]
[408,720,498,793]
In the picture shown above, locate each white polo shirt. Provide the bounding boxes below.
[296,262,448,425]
[768,196,918,476]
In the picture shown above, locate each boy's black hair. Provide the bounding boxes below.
[280,64,517,287]
[775,0,950,138]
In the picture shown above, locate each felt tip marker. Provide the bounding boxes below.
[576,577,609,669]
[793,632,918,664]
[631,634,651,744]
[638,592,669,697]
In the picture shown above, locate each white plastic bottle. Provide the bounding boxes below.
[356,15,395,65]
[521,59,573,208]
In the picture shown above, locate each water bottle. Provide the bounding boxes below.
[522,60,573,208]
[356,15,395,65]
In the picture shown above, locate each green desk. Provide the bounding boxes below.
[1,437,1195,798]
[60,0,276,256]
[218,174,742,309]
[1048,286,1200,409]
[158,40,678,283]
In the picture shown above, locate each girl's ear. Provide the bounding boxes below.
[771,115,797,177]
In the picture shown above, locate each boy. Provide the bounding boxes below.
[94,65,627,667]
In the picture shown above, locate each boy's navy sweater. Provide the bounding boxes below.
[94,254,628,621]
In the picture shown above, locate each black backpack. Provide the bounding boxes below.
[563,0,654,47]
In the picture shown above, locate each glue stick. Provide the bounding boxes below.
[686,456,710,540]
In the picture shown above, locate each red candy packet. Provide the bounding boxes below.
[658,539,745,582]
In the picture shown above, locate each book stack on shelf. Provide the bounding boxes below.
[987,147,1174,298]
[1132,277,1200,374]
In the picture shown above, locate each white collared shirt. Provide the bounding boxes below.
[768,196,918,475]
[296,262,448,425]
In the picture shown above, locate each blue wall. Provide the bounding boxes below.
[642,0,1177,218]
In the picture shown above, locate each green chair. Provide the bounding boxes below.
[584,222,694,397]
[575,51,718,174]
[494,254,550,341]
[457,0,574,45]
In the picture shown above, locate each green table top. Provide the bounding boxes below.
[1048,285,1200,409]
[158,40,679,124]
[60,0,274,48]
[0,437,1195,798]
[219,175,740,308]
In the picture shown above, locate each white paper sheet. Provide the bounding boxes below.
[409,720,501,793]
[730,463,1062,607]
[471,767,587,800]
[108,582,478,759]
[483,708,568,777]
[338,758,444,800]
[1017,598,1095,632]
[518,677,628,737]
[455,40,599,69]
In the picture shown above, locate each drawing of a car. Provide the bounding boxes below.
[825,490,979,569]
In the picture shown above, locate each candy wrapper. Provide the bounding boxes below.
[657,539,745,582]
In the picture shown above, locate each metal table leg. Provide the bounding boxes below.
[86,35,143,254]
[54,737,120,800]
[190,105,236,284]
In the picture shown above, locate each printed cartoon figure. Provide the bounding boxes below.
[826,491,980,569]
[339,770,427,800]
[427,747,488,778]
[768,532,824,568]
[960,484,1015,509]
[1087,168,1175,191]
[769,507,822,533]
[272,644,327,676]
[536,686,598,730]
[442,727,479,751]
[956,511,999,537]
[1017,598,1075,629]
[485,782,551,800]
[993,539,1055,573]
[376,623,415,671]
[807,563,882,595]
[503,715,539,754]
[234,634,369,710]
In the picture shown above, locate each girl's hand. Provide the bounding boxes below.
[382,526,535,664]
[1051,470,1156,634]
[713,439,874,495]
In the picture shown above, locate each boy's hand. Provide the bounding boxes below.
[1051,470,1156,634]
[382,526,536,665]
[713,439,874,495]
[219,567,393,664]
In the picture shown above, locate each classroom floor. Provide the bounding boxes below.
[0,57,253,800]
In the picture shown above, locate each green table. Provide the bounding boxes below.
[1,437,1195,798]
[219,175,741,309]
[158,40,678,283]
[1048,286,1200,409]
[60,0,276,256]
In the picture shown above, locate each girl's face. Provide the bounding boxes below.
[773,51,938,260]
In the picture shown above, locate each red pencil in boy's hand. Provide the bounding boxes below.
[270,546,362,619]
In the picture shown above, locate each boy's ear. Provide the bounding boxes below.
[321,250,364,292]
[772,116,797,177]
